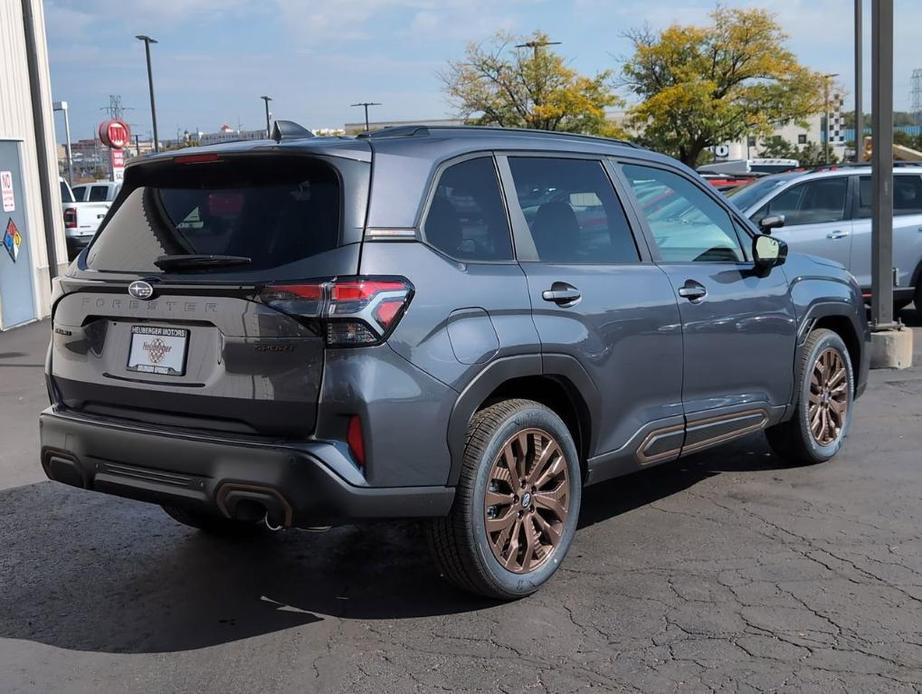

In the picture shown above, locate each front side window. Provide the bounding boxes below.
[422,157,513,262]
[622,164,744,263]
[857,175,922,218]
[755,177,848,226]
[507,157,638,264]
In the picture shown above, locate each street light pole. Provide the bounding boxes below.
[855,0,865,162]
[260,96,272,137]
[514,39,562,116]
[350,102,381,131]
[53,101,73,186]
[135,35,159,152]
[822,73,839,165]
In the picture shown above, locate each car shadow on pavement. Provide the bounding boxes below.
[0,430,801,655]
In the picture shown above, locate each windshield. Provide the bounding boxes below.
[725,176,791,212]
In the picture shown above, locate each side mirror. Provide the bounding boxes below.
[758,214,785,234]
[753,234,788,270]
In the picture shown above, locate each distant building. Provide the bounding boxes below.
[343,118,465,135]
[198,123,266,146]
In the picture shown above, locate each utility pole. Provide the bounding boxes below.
[515,39,562,118]
[823,73,840,165]
[260,96,272,137]
[135,35,160,152]
[350,102,381,132]
[855,0,865,161]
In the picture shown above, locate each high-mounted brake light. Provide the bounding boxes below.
[259,276,413,347]
[173,153,222,165]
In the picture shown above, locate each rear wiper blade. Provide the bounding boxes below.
[153,254,252,270]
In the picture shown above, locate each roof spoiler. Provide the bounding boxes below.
[271,120,315,143]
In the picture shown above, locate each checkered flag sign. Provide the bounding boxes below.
[828,93,846,145]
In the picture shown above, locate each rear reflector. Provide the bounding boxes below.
[347,415,365,467]
[259,276,413,347]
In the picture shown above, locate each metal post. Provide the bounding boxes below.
[260,96,272,137]
[136,35,159,152]
[21,0,60,281]
[855,0,864,162]
[824,79,830,165]
[871,0,895,329]
[54,101,73,186]
[350,102,381,132]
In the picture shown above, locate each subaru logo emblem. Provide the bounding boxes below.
[128,280,154,301]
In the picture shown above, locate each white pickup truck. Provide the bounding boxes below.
[60,178,116,260]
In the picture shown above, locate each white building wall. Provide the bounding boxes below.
[0,0,67,327]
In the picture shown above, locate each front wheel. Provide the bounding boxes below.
[427,399,582,600]
[766,328,854,464]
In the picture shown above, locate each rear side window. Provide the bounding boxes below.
[508,157,638,264]
[86,157,341,274]
[756,178,848,225]
[858,175,922,217]
[89,185,110,202]
[422,157,513,262]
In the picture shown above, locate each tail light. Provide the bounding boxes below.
[258,276,413,346]
[63,208,77,229]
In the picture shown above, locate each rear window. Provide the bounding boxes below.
[86,157,341,274]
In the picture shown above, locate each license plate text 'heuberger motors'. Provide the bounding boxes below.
[127,325,188,375]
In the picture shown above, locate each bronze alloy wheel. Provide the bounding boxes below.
[484,428,571,574]
[808,347,849,446]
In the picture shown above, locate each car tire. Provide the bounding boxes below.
[766,328,854,465]
[161,504,264,536]
[427,399,582,600]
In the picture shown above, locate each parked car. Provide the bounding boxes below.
[70,180,121,204]
[40,126,869,599]
[60,177,113,260]
[727,164,922,311]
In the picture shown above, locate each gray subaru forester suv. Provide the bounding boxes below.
[40,125,870,599]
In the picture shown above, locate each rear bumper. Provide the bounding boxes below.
[39,408,454,527]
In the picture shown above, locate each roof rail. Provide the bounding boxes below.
[358,124,637,148]
[271,120,315,143]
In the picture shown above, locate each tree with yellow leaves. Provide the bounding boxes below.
[442,31,624,136]
[622,7,828,166]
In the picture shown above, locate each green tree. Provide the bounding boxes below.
[621,7,828,166]
[761,136,837,166]
[442,31,624,136]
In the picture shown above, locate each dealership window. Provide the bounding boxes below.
[797,134,808,145]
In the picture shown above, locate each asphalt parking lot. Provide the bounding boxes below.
[2,315,922,693]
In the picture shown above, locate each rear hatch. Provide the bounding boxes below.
[50,149,370,438]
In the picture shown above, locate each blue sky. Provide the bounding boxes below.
[45,0,922,143]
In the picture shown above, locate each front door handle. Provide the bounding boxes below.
[678,280,707,303]
[827,230,850,239]
[542,282,581,307]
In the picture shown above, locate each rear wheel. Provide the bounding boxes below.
[161,504,264,536]
[766,328,854,464]
[427,399,581,600]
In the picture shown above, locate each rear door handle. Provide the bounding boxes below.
[827,230,849,239]
[678,280,707,302]
[542,282,581,307]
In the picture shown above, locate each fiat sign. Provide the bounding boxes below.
[99,119,131,149]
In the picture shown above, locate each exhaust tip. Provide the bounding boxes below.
[216,483,293,529]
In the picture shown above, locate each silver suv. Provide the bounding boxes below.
[40,125,869,599]
[727,165,922,311]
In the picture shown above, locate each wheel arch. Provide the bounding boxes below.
[446,354,600,485]
[798,302,865,398]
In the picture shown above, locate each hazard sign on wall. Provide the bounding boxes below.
[3,218,23,262]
